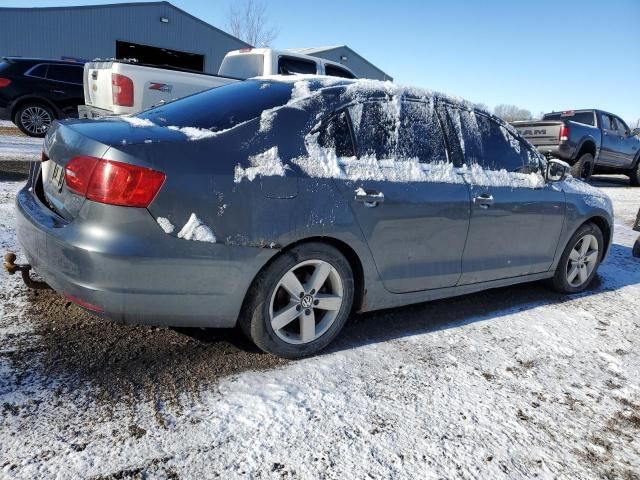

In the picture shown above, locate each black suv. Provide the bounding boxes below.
[0,57,84,137]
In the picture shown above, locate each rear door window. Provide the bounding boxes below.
[348,100,448,164]
[446,106,539,173]
[278,57,317,75]
[325,65,355,79]
[600,114,614,131]
[47,65,83,84]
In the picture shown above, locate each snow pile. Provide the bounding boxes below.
[234,146,286,182]
[167,126,217,141]
[156,217,175,234]
[121,116,155,128]
[177,213,216,243]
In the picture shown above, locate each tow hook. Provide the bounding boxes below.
[3,252,51,290]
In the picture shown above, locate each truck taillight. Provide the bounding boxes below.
[559,125,569,142]
[112,73,134,107]
[65,156,165,208]
[0,78,11,88]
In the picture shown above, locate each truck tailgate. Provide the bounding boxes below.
[512,121,563,147]
[84,61,114,109]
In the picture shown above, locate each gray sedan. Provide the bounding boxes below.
[14,78,613,358]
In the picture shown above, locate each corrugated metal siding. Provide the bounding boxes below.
[0,3,247,73]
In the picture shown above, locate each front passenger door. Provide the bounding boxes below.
[443,107,566,284]
[613,116,639,168]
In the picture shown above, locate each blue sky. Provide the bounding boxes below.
[5,0,640,125]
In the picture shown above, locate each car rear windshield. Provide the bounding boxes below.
[543,111,595,126]
[138,80,294,131]
[218,53,264,79]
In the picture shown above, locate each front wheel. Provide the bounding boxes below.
[550,223,604,293]
[240,243,355,359]
[14,102,55,137]
[570,153,594,181]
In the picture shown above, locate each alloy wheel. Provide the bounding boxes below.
[20,106,52,135]
[566,234,599,287]
[269,259,344,345]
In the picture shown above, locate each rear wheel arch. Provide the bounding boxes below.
[240,236,366,322]
[10,96,60,120]
[574,139,597,161]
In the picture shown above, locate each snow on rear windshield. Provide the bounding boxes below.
[543,112,595,126]
[138,80,294,132]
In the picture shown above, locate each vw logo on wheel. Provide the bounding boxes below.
[300,295,314,309]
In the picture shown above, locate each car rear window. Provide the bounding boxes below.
[218,53,264,79]
[139,80,294,131]
[543,111,595,126]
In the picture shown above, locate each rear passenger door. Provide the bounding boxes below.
[45,64,84,117]
[443,106,565,284]
[328,99,471,293]
[599,113,619,165]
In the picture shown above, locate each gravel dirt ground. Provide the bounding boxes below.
[1,144,639,478]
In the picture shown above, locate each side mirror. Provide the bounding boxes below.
[546,158,569,182]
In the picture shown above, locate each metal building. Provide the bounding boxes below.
[0,1,249,74]
[0,2,392,80]
[290,46,393,81]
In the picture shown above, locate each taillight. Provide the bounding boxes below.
[112,73,134,107]
[0,78,11,88]
[65,156,165,208]
[559,125,569,142]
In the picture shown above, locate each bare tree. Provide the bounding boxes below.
[227,0,278,47]
[493,104,533,122]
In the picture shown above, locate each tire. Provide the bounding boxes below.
[570,153,594,181]
[14,102,55,137]
[629,159,640,187]
[550,222,604,294]
[240,243,355,359]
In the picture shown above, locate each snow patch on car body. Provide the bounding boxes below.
[121,116,155,127]
[557,177,613,214]
[234,146,286,183]
[177,213,216,243]
[156,217,175,234]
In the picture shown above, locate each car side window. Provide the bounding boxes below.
[615,117,628,135]
[601,114,613,131]
[278,57,316,75]
[446,106,539,173]
[349,101,397,159]
[325,65,355,79]
[47,65,83,84]
[27,64,48,78]
[397,100,448,164]
[317,110,356,157]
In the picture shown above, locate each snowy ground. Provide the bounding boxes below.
[0,132,41,162]
[1,150,639,478]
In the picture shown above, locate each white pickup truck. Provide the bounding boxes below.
[78,48,356,118]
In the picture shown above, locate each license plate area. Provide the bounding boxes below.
[50,163,64,192]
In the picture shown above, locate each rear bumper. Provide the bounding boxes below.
[77,105,113,119]
[533,143,574,163]
[15,184,276,328]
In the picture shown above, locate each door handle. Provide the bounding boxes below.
[355,188,384,207]
[473,194,494,208]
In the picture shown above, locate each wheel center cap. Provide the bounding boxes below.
[300,294,314,309]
